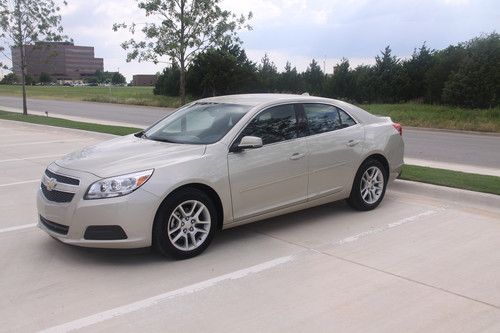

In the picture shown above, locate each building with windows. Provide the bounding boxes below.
[131,74,158,86]
[11,42,104,81]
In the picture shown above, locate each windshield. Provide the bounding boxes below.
[144,103,250,144]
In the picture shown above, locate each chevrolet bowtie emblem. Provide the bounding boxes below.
[46,178,58,191]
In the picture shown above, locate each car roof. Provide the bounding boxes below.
[195,93,380,124]
[197,93,325,106]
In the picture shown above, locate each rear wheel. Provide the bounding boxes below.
[153,188,217,259]
[347,159,387,211]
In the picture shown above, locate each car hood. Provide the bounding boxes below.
[55,134,206,178]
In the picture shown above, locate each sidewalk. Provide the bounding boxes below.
[405,157,500,177]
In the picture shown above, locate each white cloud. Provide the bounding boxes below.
[441,0,470,5]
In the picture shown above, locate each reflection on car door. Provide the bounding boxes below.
[301,103,364,199]
[227,104,308,221]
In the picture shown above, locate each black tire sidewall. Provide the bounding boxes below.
[153,188,217,259]
[348,159,388,211]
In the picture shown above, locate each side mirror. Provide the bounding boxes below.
[237,136,263,150]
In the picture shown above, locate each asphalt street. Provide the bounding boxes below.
[1,96,499,174]
[1,120,500,332]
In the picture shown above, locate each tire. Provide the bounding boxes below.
[347,158,388,211]
[153,188,217,259]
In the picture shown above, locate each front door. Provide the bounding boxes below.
[227,104,308,221]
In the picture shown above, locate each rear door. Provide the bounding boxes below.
[301,103,364,199]
[227,104,309,221]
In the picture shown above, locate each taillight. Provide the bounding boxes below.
[393,123,402,136]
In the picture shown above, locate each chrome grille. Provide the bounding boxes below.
[45,169,79,185]
[40,183,75,203]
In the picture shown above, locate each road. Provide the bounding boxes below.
[1,96,499,174]
[0,95,168,127]
[1,120,499,332]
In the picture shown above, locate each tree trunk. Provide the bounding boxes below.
[20,46,28,115]
[179,65,186,105]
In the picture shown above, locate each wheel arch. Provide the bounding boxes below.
[362,153,390,179]
[154,183,225,231]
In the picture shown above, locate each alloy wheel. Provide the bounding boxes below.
[360,166,384,204]
[167,200,211,251]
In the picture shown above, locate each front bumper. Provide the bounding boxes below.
[37,164,160,249]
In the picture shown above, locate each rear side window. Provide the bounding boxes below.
[240,104,298,145]
[338,109,356,127]
[303,104,342,135]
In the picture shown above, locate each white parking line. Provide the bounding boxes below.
[0,223,37,234]
[38,255,295,333]
[0,179,40,187]
[0,154,62,163]
[0,139,87,148]
[329,208,446,247]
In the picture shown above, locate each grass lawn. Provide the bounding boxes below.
[400,164,500,195]
[0,110,141,136]
[0,85,499,132]
[0,85,183,108]
[363,103,500,132]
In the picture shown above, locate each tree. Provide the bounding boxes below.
[111,72,126,85]
[278,61,302,93]
[325,58,352,99]
[0,72,17,84]
[442,33,500,108]
[0,0,69,115]
[303,59,324,96]
[258,53,278,92]
[401,43,434,101]
[154,65,180,96]
[113,0,252,104]
[39,72,52,84]
[373,46,402,102]
[187,43,257,97]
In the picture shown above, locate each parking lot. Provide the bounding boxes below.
[1,119,499,332]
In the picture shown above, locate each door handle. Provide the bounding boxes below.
[347,140,360,147]
[290,152,305,160]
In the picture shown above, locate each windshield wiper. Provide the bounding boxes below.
[134,131,149,139]
[150,137,176,143]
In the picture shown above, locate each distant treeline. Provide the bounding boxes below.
[154,33,499,108]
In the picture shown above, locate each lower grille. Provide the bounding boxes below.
[41,183,75,203]
[84,226,128,240]
[40,216,69,235]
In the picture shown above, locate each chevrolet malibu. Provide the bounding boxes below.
[38,94,404,259]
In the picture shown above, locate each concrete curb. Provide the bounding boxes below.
[1,105,147,129]
[404,126,500,137]
[0,119,118,140]
[404,158,500,177]
[391,179,500,209]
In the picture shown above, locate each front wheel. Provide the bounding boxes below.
[347,159,387,211]
[153,188,217,259]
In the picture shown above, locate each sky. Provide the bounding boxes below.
[4,0,500,80]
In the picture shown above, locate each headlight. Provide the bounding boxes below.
[84,169,154,200]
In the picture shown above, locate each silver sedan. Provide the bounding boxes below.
[37,94,404,259]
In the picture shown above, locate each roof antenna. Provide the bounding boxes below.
[301,92,310,96]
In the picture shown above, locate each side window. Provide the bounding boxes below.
[303,104,341,135]
[338,109,356,128]
[240,104,298,145]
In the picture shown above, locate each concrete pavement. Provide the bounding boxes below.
[1,120,499,332]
